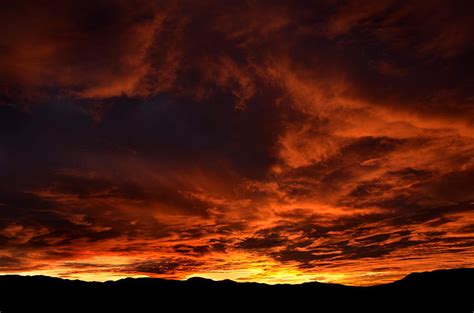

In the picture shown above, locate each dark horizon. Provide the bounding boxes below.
[0,268,473,312]
[2,267,473,286]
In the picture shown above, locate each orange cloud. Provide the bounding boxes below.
[0,0,473,286]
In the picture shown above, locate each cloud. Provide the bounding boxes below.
[129,258,204,275]
[0,1,174,100]
[0,0,473,285]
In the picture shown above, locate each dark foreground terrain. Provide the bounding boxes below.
[0,268,472,312]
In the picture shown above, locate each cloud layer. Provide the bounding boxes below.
[0,0,473,285]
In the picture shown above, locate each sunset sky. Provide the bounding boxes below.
[0,0,473,286]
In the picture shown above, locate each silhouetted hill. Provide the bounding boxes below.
[0,268,472,312]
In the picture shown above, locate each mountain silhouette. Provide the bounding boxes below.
[0,268,472,312]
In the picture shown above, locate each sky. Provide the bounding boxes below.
[0,0,473,286]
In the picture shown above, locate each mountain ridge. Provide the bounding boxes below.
[0,268,472,312]
[4,267,470,285]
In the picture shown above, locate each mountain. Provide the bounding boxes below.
[0,268,472,312]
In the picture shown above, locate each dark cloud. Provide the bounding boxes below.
[238,232,287,250]
[0,256,24,269]
[130,258,204,275]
